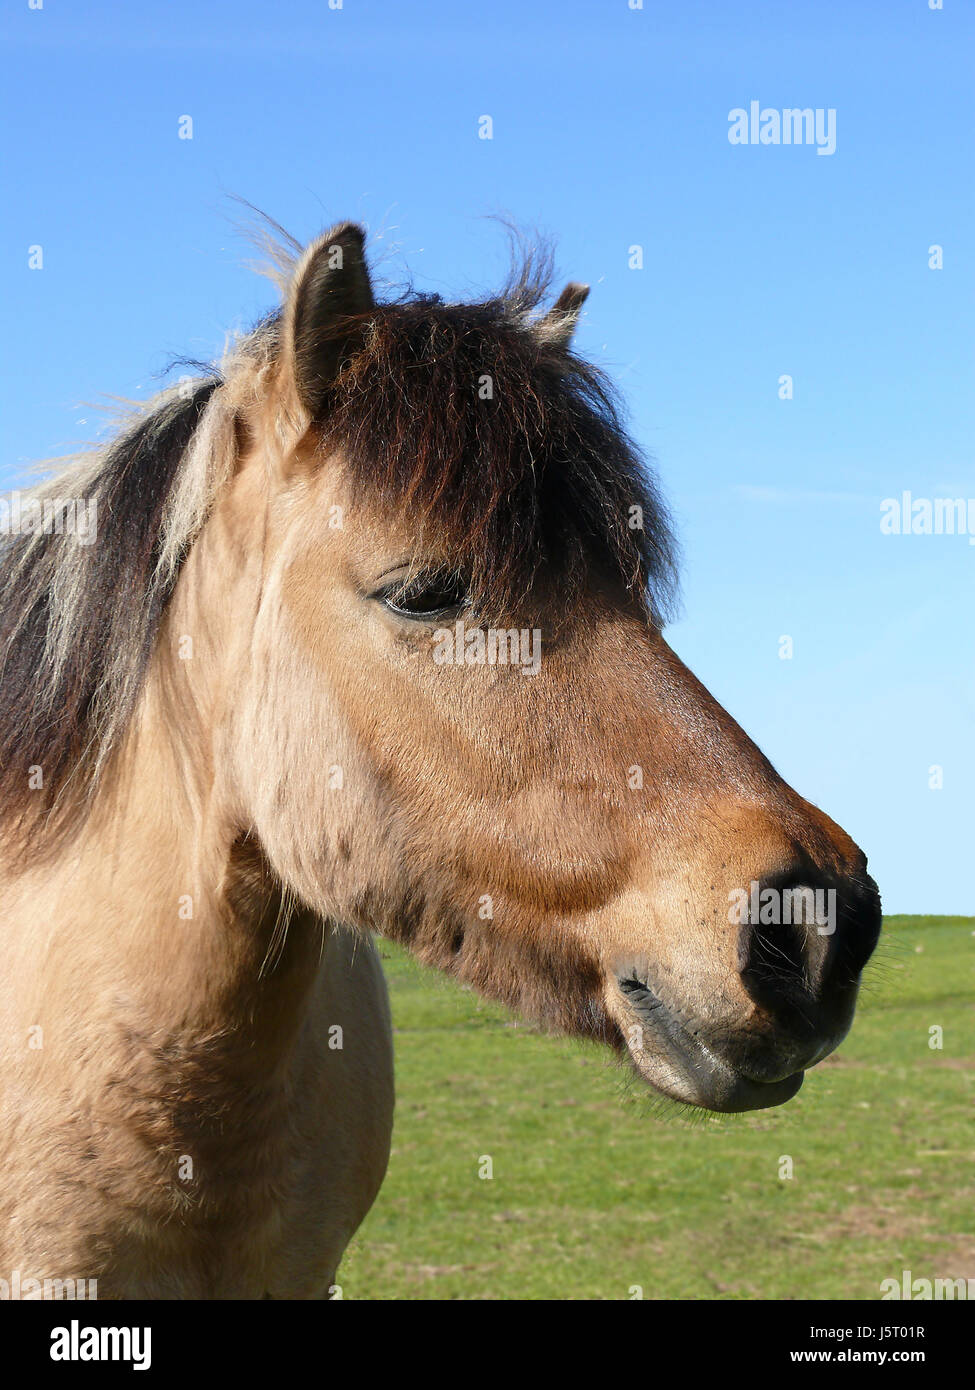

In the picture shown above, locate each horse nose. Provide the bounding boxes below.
[735,869,882,1069]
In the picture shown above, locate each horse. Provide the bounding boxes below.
[0,222,881,1298]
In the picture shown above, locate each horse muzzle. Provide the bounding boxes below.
[610,973,807,1112]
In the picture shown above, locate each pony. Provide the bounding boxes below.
[0,222,880,1297]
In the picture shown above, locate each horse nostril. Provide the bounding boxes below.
[738,905,815,1013]
[736,870,881,1027]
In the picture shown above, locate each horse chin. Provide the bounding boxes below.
[627,1043,804,1113]
[608,977,805,1114]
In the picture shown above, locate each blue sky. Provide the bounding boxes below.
[1,0,972,912]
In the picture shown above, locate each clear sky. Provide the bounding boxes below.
[1,0,972,912]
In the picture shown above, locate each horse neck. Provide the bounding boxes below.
[4,473,324,1084]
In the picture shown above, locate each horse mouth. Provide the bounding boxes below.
[612,975,804,1113]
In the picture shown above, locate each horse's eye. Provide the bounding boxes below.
[379,572,469,620]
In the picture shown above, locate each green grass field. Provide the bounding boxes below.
[340,917,974,1300]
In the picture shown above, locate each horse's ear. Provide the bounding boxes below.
[283,222,375,418]
[535,282,589,348]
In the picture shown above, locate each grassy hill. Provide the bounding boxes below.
[340,917,975,1299]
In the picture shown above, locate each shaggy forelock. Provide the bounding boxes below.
[317,278,677,623]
